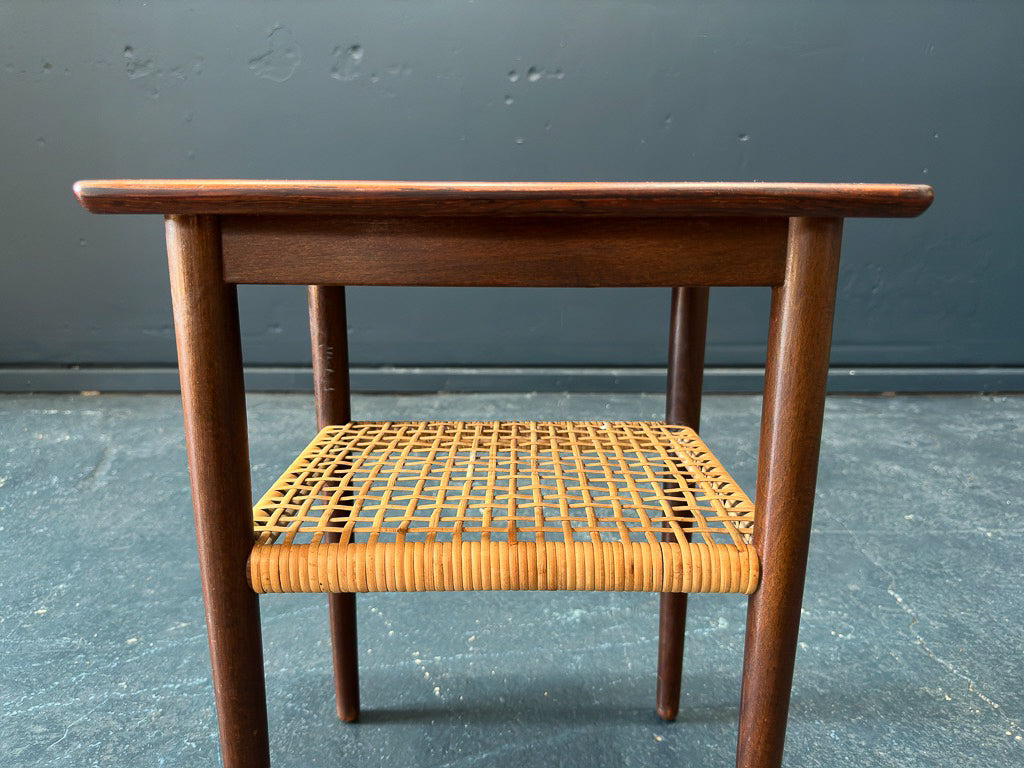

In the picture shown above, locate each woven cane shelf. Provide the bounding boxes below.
[250,421,758,594]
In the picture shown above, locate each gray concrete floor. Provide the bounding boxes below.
[1,393,1022,767]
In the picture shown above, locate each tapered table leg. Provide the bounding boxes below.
[737,218,843,768]
[166,215,270,768]
[309,285,360,722]
[657,286,709,721]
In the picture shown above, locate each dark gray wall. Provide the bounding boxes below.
[2,2,1022,390]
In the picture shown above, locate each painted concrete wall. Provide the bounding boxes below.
[1,2,1022,388]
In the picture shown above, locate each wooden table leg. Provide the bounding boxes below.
[166,215,270,768]
[309,285,360,723]
[737,217,843,768]
[657,286,709,721]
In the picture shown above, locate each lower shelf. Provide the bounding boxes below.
[249,421,758,594]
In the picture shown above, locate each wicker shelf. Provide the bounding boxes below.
[249,421,758,594]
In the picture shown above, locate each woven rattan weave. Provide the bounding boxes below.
[250,421,757,594]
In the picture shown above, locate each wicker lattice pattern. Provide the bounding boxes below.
[249,421,758,594]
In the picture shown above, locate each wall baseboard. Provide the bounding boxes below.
[1,365,1022,394]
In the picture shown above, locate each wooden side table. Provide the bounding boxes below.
[74,180,932,767]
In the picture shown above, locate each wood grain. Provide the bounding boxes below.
[737,217,844,768]
[221,215,788,287]
[74,179,933,218]
[165,215,270,768]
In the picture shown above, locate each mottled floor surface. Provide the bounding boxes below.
[1,393,1021,767]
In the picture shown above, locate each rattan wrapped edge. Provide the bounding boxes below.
[249,539,758,594]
